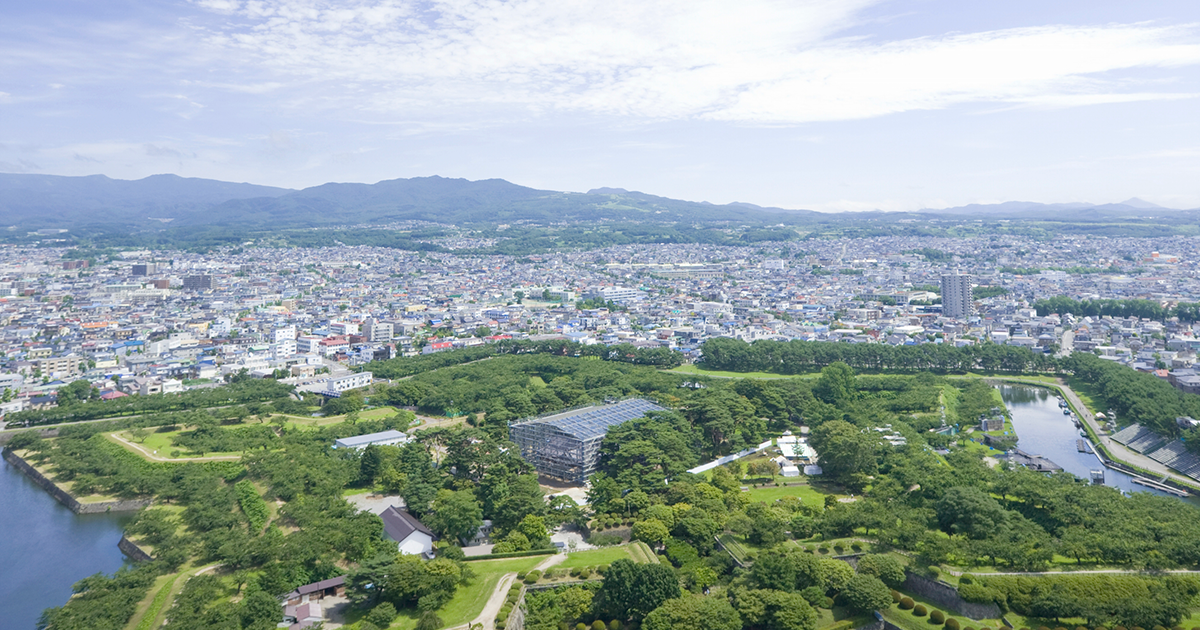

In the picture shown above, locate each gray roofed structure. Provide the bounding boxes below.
[380,506,435,543]
[509,398,665,483]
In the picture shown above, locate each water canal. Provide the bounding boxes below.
[999,383,1200,507]
[0,457,134,629]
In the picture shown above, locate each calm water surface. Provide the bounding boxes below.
[0,458,133,630]
[999,383,1200,507]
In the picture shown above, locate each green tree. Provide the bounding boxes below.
[841,574,892,613]
[596,559,682,621]
[632,519,671,548]
[428,489,484,544]
[643,596,741,630]
[935,487,1007,539]
[732,588,817,630]
[855,554,906,588]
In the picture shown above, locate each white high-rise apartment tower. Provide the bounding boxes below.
[940,273,973,319]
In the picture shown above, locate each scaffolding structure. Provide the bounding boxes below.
[509,398,665,484]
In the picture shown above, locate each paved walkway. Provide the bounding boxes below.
[1053,377,1198,488]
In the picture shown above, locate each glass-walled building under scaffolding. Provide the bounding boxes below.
[509,398,666,484]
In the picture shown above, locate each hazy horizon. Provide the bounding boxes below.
[3,0,1200,212]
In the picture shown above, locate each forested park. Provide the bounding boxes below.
[11,341,1200,630]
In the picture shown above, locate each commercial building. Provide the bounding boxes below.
[324,371,372,392]
[131,263,158,276]
[363,318,393,343]
[940,273,973,319]
[583,286,643,303]
[509,398,665,483]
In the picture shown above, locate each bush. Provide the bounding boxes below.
[891,590,902,603]
[417,612,443,630]
[367,602,398,628]
[569,567,581,577]
[931,610,945,624]
[609,621,621,630]
[577,624,587,630]
[598,564,610,575]
[818,546,830,554]
[593,621,606,630]
[834,545,844,553]
[899,597,915,610]
[913,605,928,617]
[801,586,825,607]
[496,622,505,630]
[822,597,834,609]
[517,572,528,580]
[578,568,592,579]
[852,543,863,552]
[946,620,960,630]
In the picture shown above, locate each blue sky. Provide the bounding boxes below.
[2,0,1199,211]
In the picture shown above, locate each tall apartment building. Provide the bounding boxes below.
[363,318,393,343]
[940,273,973,319]
[132,263,158,276]
[183,275,215,291]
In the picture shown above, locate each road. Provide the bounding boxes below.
[1054,377,1198,489]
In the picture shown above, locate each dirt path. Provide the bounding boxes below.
[108,432,242,462]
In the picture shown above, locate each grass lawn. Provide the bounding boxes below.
[815,607,873,629]
[743,482,831,508]
[425,556,547,628]
[668,365,820,379]
[108,431,241,460]
[558,545,637,569]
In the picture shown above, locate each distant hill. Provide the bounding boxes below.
[0,171,1194,232]
[0,173,291,229]
[0,173,822,230]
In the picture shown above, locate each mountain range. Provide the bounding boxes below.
[0,172,1192,231]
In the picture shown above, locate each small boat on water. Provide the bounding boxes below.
[1058,397,1068,408]
[1063,408,1072,415]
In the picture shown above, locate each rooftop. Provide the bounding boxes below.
[511,398,665,441]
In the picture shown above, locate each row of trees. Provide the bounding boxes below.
[1032,296,1200,321]
[699,338,1058,374]
[7,378,295,426]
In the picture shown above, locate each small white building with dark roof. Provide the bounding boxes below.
[381,506,436,557]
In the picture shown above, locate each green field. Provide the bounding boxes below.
[743,481,832,508]
[557,545,637,569]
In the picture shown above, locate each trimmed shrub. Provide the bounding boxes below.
[569,567,581,577]
[517,572,528,580]
[834,545,844,553]
[366,603,398,628]
[899,597,915,610]
[822,597,834,609]
[946,620,961,630]
[593,621,606,630]
[598,564,610,575]
[496,622,505,630]
[578,568,592,579]
[818,546,830,554]
[913,605,928,617]
[577,624,587,630]
[852,543,863,552]
[609,621,621,630]
[891,590,902,604]
[931,610,946,624]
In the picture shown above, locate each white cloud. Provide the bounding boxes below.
[186,1,1200,123]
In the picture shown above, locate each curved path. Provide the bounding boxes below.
[449,554,567,630]
[108,432,242,462]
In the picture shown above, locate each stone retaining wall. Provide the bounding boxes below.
[901,571,1000,620]
[2,447,151,514]
[0,427,59,445]
[119,535,154,562]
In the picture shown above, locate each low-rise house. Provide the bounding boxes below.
[381,506,436,556]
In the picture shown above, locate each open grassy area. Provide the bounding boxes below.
[815,607,873,629]
[558,545,637,569]
[432,556,547,628]
[743,481,831,508]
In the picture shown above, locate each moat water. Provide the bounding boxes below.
[0,457,134,629]
[1000,383,1200,507]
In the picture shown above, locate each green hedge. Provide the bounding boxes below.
[463,548,557,561]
